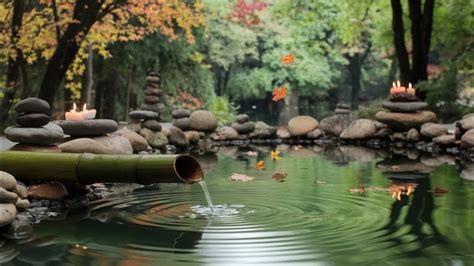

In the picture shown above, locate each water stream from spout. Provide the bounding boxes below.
[198,180,214,212]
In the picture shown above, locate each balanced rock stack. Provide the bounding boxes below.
[320,103,352,137]
[231,114,255,136]
[376,94,436,132]
[0,171,31,229]
[55,118,128,154]
[172,109,201,145]
[4,98,64,146]
[334,103,350,115]
[128,110,168,149]
[140,71,165,115]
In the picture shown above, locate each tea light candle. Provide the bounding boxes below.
[65,103,84,120]
[407,83,416,95]
[390,80,406,95]
[82,104,96,120]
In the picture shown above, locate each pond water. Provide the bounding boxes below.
[11,145,474,265]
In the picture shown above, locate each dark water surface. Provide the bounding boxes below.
[11,145,474,265]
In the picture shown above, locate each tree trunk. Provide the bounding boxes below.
[1,0,25,127]
[125,65,135,121]
[347,54,361,109]
[391,0,411,85]
[80,44,94,107]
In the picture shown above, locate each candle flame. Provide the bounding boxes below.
[396,80,400,87]
[83,103,87,111]
[71,102,77,112]
[408,82,412,89]
[392,82,396,88]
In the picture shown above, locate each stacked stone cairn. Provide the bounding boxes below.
[0,171,32,237]
[320,103,352,137]
[172,109,200,145]
[231,114,255,137]
[375,91,438,142]
[127,110,169,150]
[140,71,165,115]
[4,98,64,149]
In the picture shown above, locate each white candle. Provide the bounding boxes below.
[82,104,96,120]
[65,102,85,120]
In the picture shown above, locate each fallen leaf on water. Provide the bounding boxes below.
[229,173,255,182]
[243,151,258,156]
[256,160,265,171]
[314,180,327,184]
[388,183,417,201]
[348,185,365,194]
[272,172,287,182]
[282,53,295,65]
[433,186,448,194]
[272,86,287,102]
[271,149,281,160]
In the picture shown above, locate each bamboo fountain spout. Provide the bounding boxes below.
[0,151,204,184]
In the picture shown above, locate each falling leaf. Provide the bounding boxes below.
[272,172,287,182]
[272,86,287,102]
[229,173,255,182]
[282,53,295,65]
[433,186,448,194]
[256,160,265,171]
[243,151,258,156]
[348,185,365,194]
[271,149,281,160]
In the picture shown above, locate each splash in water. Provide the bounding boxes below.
[198,180,214,212]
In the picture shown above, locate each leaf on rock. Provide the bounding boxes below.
[272,172,287,182]
[229,173,255,182]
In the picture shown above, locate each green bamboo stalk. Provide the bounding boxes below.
[0,151,204,184]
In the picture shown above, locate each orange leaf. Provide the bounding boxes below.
[256,160,265,171]
[272,172,287,182]
[272,86,287,102]
[282,53,295,65]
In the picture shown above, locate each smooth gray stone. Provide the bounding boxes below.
[172,117,192,131]
[235,114,249,123]
[15,113,50,127]
[129,110,159,120]
[171,109,191,119]
[14,97,50,114]
[141,119,162,131]
[4,122,64,145]
[55,119,118,136]
[382,101,428,112]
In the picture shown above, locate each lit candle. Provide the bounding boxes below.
[390,80,406,95]
[407,83,416,95]
[82,104,96,120]
[65,102,84,120]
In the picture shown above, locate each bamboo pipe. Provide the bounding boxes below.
[0,151,204,184]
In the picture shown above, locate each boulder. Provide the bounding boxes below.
[14,185,28,199]
[0,188,18,203]
[171,109,191,119]
[189,111,218,132]
[381,101,428,112]
[320,114,352,137]
[462,113,474,120]
[14,97,50,114]
[390,132,406,141]
[15,199,30,210]
[141,119,162,131]
[406,128,421,142]
[0,172,17,191]
[461,129,474,148]
[277,127,291,139]
[173,117,192,131]
[117,128,148,152]
[184,131,201,144]
[0,203,17,227]
[433,134,456,145]
[129,110,159,120]
[92,135,133,154]
[231,122,255,134]
[168,127,189,147]
[420,123,449,138]
[139,128,168,148]
[287,116,319,137]
[55,119,118,136]
[307,129,324,139]
[249,121,277,139]
[4,122,64,145]
[460,116,474,131]
[59,135,133,154]
[216,126,239,140]
[340,119,387,140]
[27,183,68,201]
[9,144,61,153]
[375,111,437,131]
[15,113,50,127]
[235,114,249,123]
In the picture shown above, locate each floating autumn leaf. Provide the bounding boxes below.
[272,86,287,102]
[272,172,287,182]
[229,173,255,182]
[282,53,295,65]
[389,183,417,201]
[271,149,281,160]
[256,160,265,171]
[348,185,365,194]
[314,180,327,184]
[433,186,449,194]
